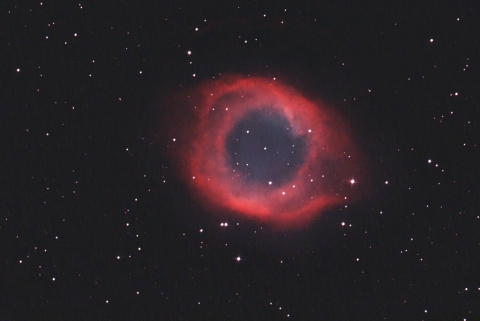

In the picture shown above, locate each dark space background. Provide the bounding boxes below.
[1,1,480,320]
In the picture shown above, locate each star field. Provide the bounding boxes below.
[2,1,480,320]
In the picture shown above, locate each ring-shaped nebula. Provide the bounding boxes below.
[166,75,365,228]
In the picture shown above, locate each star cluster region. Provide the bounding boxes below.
[2,1,480,320]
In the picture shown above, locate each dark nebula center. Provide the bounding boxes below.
[225,108,308,186]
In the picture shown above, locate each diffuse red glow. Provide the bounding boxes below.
[166,75,364,228]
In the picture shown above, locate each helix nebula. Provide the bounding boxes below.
[165,75,366,228]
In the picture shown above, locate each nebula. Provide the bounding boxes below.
[165,75,365,228]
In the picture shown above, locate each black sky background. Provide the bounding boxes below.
[1,0,480,320]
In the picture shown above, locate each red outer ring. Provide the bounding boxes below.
[166,75,364,228]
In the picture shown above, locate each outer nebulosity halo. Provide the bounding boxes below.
[166,75,363,228]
